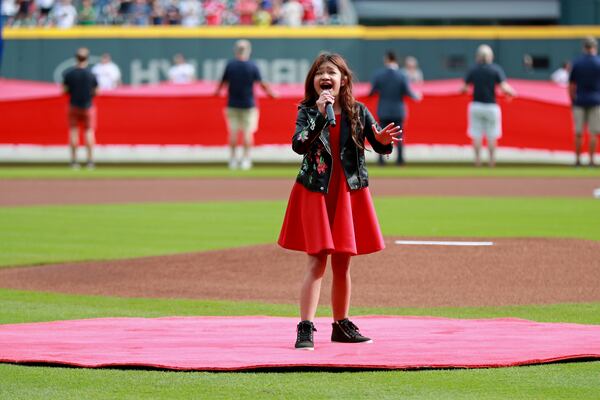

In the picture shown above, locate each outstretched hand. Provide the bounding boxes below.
[372,123,403,145]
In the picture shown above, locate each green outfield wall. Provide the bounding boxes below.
[3,26,600,84]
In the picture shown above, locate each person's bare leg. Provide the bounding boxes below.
[242,130,253,160]
[229,131,238,168]
[69,127,79,166]
[241,128,254,169]
[589,134,597,166]
[575,133,583,166]
[85,128,95,167]
[488,138,497,168]
[473,137,482,167]
[299,253,328,321]
[331,253,351,321]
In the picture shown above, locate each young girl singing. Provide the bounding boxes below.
[278,52,402,350]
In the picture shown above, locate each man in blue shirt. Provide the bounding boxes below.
[63,47,98,170]
[460,44,516,168]
[369,51,421,165]
[569,36,600,167]
[214,39,276,170]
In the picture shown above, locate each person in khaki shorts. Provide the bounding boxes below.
[569,36,600,167]
[214,40,276,170]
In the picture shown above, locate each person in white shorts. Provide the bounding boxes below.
[460,45,516,167]
[214,40,276,170]
[569,36,600,167]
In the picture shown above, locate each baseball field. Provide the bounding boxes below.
[1,163,599,399]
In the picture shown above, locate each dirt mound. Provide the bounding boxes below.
[1,237,599,307]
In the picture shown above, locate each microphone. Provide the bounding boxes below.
[325,102,336,127]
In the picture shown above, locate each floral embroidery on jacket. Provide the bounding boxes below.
[314,147,328,175]
[297,128,309,142]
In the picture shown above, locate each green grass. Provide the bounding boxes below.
[1,163,599,179]
[1,289,599,400]
[2,288,600,325]
[2,362,598,400]
[1,197,599,267]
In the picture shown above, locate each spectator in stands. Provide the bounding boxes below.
[164,0,181,24]
[95,0,116,24]
[150,0,165,24]
[214,39,276,170]
[51,0,78,27]
[78,0,97,25]
[369,50,421,166]
[129,0,151,25]
[35,0,54,25]
[253,3,272,26]
[551,60,570,86]
[2,0,17,26]
[179,0,201,26]
[13,0,33,26]
[569,36,600,167]
[311,0,325,24]
[92,53,122,90]
[63,47,98,169]
[117,0,133,23]
[325,0,337,23]
[279,0,303,26]
[300,0,315,25]
[236,0,257,25]
[402,55,424,84]
[460,44,516,168]
[168,53,196,83]
[203,0,225,25]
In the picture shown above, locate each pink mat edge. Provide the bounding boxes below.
[2,355,599,372]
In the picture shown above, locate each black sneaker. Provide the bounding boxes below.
[295,320,316,350]
[331,318,373,343]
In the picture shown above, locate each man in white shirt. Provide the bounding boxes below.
[51,0,77,28]
[92,53,122,91]
[551,61,570,86]
[167,54,196,84]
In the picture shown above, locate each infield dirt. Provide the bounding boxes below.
[1,176,598,307]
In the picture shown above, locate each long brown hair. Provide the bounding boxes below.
[301,52,364,150]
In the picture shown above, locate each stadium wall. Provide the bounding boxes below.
[3,26,600,84]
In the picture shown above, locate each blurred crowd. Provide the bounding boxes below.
[1,0,344,27]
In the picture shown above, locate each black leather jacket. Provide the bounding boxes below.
[292,102,393,194]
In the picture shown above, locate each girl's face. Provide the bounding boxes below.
[313,61,344,97]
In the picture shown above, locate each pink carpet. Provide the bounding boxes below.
[1,316,599,371]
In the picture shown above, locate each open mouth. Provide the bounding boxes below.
[320,82,333,90]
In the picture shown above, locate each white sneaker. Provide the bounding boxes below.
[228,159,239,170]
[240,158,252,170]
[70,163,80,170]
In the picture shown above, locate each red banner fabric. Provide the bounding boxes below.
[0,79,579,151]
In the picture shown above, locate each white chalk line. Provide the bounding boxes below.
[395,240,494,246]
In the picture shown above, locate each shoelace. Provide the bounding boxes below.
[339,320,361,338]
[297,323,316,341]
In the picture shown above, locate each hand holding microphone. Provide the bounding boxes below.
[318,89,337,127]
[325,102,336,127]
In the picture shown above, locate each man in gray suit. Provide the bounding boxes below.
[369,51,421,165]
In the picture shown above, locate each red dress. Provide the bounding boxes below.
[278,115,385,255]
